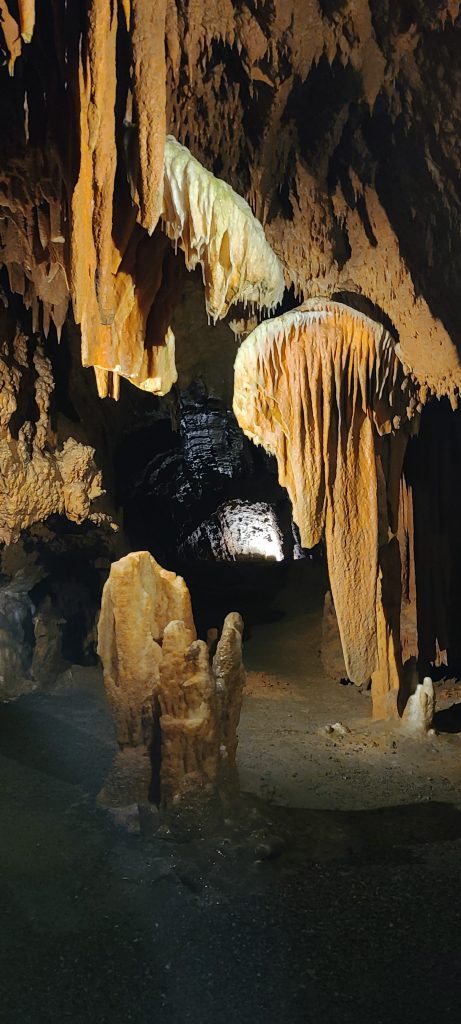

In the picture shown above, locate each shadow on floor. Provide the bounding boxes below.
[434,701,461,733]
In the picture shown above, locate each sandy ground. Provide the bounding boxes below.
[238,562,461,810]
[2,560,461,1023]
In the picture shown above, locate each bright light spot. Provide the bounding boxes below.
[218,501,284,562]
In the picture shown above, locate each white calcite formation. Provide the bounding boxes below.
[401,677,435,736]
[162,136,285,322]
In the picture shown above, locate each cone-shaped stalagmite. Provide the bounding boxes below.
[234,300,417,715]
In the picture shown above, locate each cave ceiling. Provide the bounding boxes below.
[0,0,460,401]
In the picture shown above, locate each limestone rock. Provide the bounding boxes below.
[0,326,107,544]
[158,621,219,806]
[97,551,195,747]
[179,500,284,562]
[31,597,65,687]
[234,300,416,689]
[0,577,35,700]
[155,611,246,805]
[162,136,284,321]
[97,552,246,807]
[401,677,435,736]
[321,590,348,683]
[212,611,246,767]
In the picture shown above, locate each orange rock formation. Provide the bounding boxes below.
[234,300,417,715]
[97,552,245,805]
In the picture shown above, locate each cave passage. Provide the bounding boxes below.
[2,3,461,1022]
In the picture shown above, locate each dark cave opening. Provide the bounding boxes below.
[114,379,318,637]
[404,397,461,678]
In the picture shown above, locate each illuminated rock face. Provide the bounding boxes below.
[162,137,284,321]
[97,552,245,806]
[234,300,416,715]
[180,500,284,562]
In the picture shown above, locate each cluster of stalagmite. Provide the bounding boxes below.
[234,300,418,717]
[0,320,107,544]
[97,551,245,806]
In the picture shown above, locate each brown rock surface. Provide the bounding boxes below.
[0,323,106,543]
[97,552,246,805]
[234,300,416,694]
[97,551,195,747]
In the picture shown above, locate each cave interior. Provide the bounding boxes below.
[2,3,461,1022]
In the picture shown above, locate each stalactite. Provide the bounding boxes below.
[70,0,118,371]
[234,299,417,703]
[130,0,167,234]
[18,0,35,44]
[162,136,285,321]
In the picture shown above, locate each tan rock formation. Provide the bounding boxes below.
[97,551,195,746]
[157,622,219,806]
[97,552,245,806]
[212,612,245,768]
[234,300,416,706]
[0,324,107,544]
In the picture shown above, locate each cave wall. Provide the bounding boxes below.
[1,2,461,396]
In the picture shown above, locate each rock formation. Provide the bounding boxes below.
[234,299,417,715]
[97,551,245,806]
[0,316,108,544]
[179,500,284,562]
[97,550,195,747]
[401,676,436,736]
[1,3,461,730]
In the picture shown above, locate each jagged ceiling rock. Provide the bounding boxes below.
[2,1,461,403]
[162,136,284,320]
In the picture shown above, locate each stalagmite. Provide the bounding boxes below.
[234,300,416,712]
[401,677,435,735]
[212,612,245,768]
[97,551,195,747]
[157,622,219,806]
[97,553,246,807]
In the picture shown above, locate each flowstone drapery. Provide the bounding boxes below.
[97,551,245,806]
[234,299,419,718]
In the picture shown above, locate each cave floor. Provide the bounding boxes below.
[2,563,461,1023]
[239,562,461,810]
